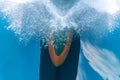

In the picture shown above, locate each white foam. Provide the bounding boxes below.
[81,41,120,80]
[9,0,33,3]
[82,0,120,15]
[0,0,119,40]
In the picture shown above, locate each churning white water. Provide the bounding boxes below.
[0,0,120,80]
[81,41,120,80]
[0,0,120,40]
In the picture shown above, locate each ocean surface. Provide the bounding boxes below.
[0,0,120,80]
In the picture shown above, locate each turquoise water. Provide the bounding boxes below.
[0,14,40,80]
[0,0,120,80]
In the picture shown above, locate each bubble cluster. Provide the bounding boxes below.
[0,0,119,41]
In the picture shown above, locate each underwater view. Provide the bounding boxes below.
[0,0,120,80]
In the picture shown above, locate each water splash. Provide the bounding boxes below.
[81,41,120,80]
[0,0,120,41]
[0,0,120,80]
[82,0,120,15]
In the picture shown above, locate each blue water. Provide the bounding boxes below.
[0,14,40,80]
[0,0,120,80]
